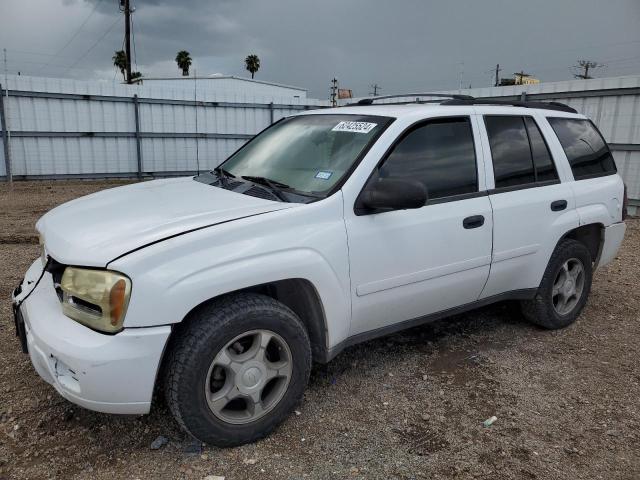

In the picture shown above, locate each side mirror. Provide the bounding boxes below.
[357,178,427,214]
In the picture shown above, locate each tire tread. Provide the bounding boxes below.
[163,293,311,446]
[520,238,593,329]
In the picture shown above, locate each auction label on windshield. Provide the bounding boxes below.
[332,121,377,134]
[315,170,333,180]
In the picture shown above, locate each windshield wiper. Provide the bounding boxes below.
[212,166,235,186]
[241,175,290,202]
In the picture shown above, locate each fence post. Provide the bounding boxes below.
[269,101,274,124]
[133,94,143,179]
[0,83,11,183]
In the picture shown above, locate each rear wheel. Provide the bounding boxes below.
[521,239,593,329]
[164,293,311,447]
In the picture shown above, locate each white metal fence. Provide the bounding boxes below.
[0,75,327,179]
[2,74,639,211]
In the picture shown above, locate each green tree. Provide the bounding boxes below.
[112,50,127,81]
[245,54,260,79]
[175,50,192,76]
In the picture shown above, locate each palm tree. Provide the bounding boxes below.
[245,54,260,79]
[175,50,192,76]
[112,50,127,81]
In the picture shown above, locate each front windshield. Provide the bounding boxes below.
[220,114,392,195]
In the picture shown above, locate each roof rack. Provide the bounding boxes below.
[353,92,474,105]
[348,92,577,114]
[440,98,577,114]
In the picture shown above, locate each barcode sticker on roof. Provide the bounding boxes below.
[332,121,377,134]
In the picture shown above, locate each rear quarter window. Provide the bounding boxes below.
[547,118,617,180]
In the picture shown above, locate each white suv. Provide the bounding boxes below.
[12,95,628,447]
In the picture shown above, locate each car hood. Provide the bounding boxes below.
[36,177,294,267]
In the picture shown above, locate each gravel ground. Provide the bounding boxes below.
[1,180,639,480]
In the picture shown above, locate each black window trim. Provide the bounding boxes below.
[354,115,481,215]
[483,114,562,195]
[487,178,560,196]
[523,115,559,183]
[546,116,618,181]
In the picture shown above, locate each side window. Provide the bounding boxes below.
[524,117,559,182]
[377,117,477,200]
[547,118,617,180]
[485,116,535,188]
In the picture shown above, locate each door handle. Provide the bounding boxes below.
[551,200,567,211]
[463,215,485,229]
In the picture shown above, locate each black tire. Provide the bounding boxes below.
[520,239,593,329]
[164,293,311,447]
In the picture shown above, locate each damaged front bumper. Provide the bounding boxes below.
[11,259,171,415]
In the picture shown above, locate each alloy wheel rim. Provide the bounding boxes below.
[552,258,585,316]
[205,329,292,425]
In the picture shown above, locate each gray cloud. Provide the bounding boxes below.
[1,0,639,98]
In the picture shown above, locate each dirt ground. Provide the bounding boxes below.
[1,180,639,480]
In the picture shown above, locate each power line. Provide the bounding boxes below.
[545,38,640,56]
[131,10,137,70]
[122,0,132,83]
[0,49,75,59]
[369,84,381,96]
[130,0,141,72]
[36,0,105,73]
[4,58,107,73]
[64,15,121,74]
[114,28,127,81]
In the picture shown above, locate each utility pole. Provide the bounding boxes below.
[574,60,602,80]
[330,78,338,107]
[369,83,381,96]
[121,0,132,84]
[494,64,501,87]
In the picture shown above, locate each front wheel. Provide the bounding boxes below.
[521,239,593,329]
[164,293,311,447]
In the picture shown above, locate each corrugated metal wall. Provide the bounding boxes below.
[0,74,327,178]
[2,73,639,211]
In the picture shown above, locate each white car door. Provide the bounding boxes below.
[344,115,493,336]
[477,111,579,299]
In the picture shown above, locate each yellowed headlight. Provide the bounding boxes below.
[60,267,132,333]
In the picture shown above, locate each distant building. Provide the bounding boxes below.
[338,88,353,99]
[499,73,540,86]
[515,75,540,85]
[131,74,307,98]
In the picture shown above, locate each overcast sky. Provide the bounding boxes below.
[1,0,639,98]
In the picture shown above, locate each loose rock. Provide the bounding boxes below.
[150,436,169,450]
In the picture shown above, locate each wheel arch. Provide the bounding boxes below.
[163,278,329,365]
[559,222,604,263]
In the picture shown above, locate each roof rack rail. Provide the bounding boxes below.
[440,98,577,114]
[353,92,474,106]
